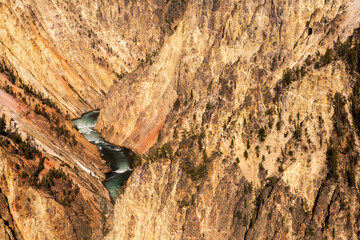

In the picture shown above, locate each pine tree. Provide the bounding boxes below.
[0,113,6,135]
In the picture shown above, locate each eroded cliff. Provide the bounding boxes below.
[2,0,360,239]
[99,0,360,239]
[97,0,360,153]
[0,1,183,239]
[0,68,115,239]
[0,0,178,116]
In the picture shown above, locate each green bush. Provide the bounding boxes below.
[293,126,302,141]
[276,121,281,131]
[21,171,28,178]
[173,98,180,111]
[258,128,267,142]
[255,145,260,158]
[230,139,234,148]
[326,147,339,180]
[0,114,6,135]
[333,92,348,137]
[183,163,207,181]
[320,49,333,66]
[244,150,248,159]
[259,162,265,171]
[281,68,295,87]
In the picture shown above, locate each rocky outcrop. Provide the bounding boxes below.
[0,191,17,240]
[100,0,360,239]
[0,72,112,239]
[0,0,188,239]
[96,0,360,153]
[106,59,360,239]
[2,0,360,239]
[0,0,178,117]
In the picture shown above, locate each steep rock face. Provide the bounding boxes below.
[97,0,359,153]
[0,0,174,116]
[101,0,360,239]
[0,1,188,237]
[0,191,17,240]
[0,150,77,240]
[0,1,188,239]
[1,0,360,239]
[0,72,112,239]
[106,63,360,239]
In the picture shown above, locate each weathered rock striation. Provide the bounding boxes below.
[2,0,360,239]
[0,1,183,238]
[97,0,360,153]
[0,0,177,116]
[99,0,360,239]
[0,70,113,239]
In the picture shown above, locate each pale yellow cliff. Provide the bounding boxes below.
[1,0,360,239]
[100,0,360,239]
[0,0,168,117]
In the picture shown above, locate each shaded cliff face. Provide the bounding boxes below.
[99,0,360,239]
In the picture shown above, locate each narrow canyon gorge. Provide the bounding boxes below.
[1,0,360,239]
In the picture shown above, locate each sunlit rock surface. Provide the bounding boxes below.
[1,0,360,239]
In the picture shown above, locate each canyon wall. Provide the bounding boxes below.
[97,0,360,153]
[100,0,360,239]
[1,0,360,239]
[0,0,173,116]
[0,70,114,239]
[0,1,179,239]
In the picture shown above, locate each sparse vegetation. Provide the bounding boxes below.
[173,98,181,111]
[132,154,142,168]
[255,145,260,158]
[293,125,302,141]
[281,68,295,87]
[276,121,281,131]
[230,139,234,148]
[258,128,267,142]
[259,162,265,171]
[206,101,212,110]
[0,61,78,146]
[0,114,42,160]
[183,160,207,181]
[37,167,80,206]
[333,93,348,137]
[198,133,204,151]
[326,146,339,181]
[0,112,79,206]
[244,150,248,159]
[0,113,6,134]
[21,171,28,178]
[144,143,173,162]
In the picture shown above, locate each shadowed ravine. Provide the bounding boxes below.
[73,111,133,202]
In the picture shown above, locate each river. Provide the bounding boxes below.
[73,111,133,202]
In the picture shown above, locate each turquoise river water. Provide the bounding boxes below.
[73,111,133,202]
